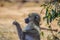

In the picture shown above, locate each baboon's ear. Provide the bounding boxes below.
[34,15,40,22]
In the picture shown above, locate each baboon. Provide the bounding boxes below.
[13,13,41,40]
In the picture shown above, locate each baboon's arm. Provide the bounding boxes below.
[13,21,23,40]
[34,26,57,32]
[34,25,58,34]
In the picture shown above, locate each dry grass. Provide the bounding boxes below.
[0,2,60,40]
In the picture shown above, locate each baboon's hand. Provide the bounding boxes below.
[13,21,20,26]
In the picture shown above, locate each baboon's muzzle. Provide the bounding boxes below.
[25,18,30,24]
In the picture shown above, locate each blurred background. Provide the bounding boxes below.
[0,0,60,40]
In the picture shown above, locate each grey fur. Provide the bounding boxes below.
[13,13,40,40]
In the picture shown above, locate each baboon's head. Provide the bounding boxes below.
[25,13,40,26]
